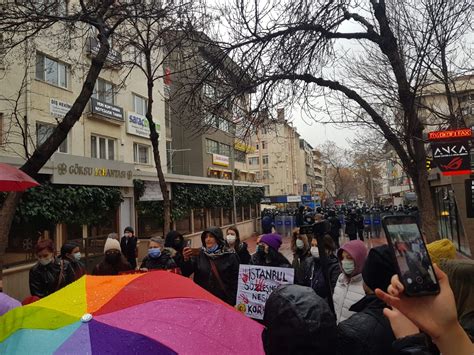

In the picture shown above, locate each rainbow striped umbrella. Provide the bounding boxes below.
[0,272,264,354]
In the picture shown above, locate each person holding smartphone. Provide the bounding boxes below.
[181,227,240,305]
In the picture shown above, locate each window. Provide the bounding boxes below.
[255,172,260,180]
[219,119,230,133]
[91,135,115,160]
[235,150,246,163]
[93,78,115,104]
[36,122,67,153]
[262,170,269,179]
[219,143,231,157]
[133,143,149,164]
[262,155,269,165]
[133,94,148,115]
[206,139,219,154]
[248,157,259,165]
[35,53,68,88]
[262,141,267,149]
[264,185,270,195]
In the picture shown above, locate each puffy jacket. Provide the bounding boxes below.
[29,258,75,298]
[345,217,357,235]
[263,285,337,355]
[300,255,341,299]
[328,216,342,238]
[332,273,365,323]
[236,241,251,264]
[181,248,239,305]
[140,248,178,270]
[392,334,439,355]
[59,256,86,281]
[337,295,395,355]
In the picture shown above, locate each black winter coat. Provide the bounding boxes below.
[120,236,138,267]
[181,248,240,305]
[299,255,340,299]
[236,242,251,264]
[337,295,396,355]
[250,250,292,268]
[392,334,439,355]
[140,249,177,270]
[328,216,342,238]
[59,256,86,281]
[29,258,75,298]
[344,218,357,235]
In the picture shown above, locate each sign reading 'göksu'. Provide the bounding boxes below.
[236,265,294,320]
[52,154,134,187]
[126,112,155,138]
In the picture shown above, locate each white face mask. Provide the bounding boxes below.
[73,252,81,261]
[226,234,236,244]
[39,257,53,266]
[296,239,304,249]
[341,259,355,275]
[310,246,319,258]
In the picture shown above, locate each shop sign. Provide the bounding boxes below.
[52,154,134,187]
[235,265,294,320]
[466,179,474,218]
[139,181,164,201]
[234,141,256,153]
[431,141,471,176]
[87,37,122,64]
[126,112,155,138]
[428,128,472,141]
[212,154,229,167]
[91,98,124,121]
[50,98,72,119]
[286,195,302,203]
[260,197,271,204]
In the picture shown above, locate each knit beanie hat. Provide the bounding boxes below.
[104,238,121,253]
[124,226,134,234]
[150,236,165,246]
[260,233,282,251]
[362,245,397,292]
[427,239,456,265]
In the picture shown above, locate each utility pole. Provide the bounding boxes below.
[231,142,237,224]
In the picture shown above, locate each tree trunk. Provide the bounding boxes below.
[145,72,171,237]
[0,34,111,282]
[411,167,438,243]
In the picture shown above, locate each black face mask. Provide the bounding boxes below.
[256,245,266,256]
[105,253,121,264]
[174,238,183,250]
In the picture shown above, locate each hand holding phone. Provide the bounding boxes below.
[382,215,439,296]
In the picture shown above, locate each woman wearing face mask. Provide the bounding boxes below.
[29,239,75,298]
[59,242,86,281]
[225,226,251,264]
[299,235,341,300]
[250,233,291,268]
[291,229,311,283]
[92,238,132,276]
[140,236,178,271]
[181,227,240,305]
[332,240,368,323]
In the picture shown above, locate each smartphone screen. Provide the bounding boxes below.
[382,216,440,296]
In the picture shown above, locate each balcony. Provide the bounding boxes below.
[86,37,122,66]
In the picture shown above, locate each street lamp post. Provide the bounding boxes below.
[167,148,191,174]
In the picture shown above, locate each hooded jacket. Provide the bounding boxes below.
[300,254,341,299]
[263,285,337,355]
[140,248,178,270]
[29,257,75,298]
[181,227,240,305]
[250,249,291,268]
[333,241,368,323]
[235,241,251,265]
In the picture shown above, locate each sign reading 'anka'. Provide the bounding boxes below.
[431,141,471,176]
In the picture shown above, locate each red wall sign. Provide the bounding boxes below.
[428,128,472,141]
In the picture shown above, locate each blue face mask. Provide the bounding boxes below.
[205,244,219,253]
[148,248,161,259]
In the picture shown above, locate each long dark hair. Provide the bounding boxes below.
[60,242,79,259]
[227,226,241,249]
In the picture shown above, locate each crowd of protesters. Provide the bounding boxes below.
[0,209,472,355]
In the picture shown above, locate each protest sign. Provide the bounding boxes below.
[235,264,294,320]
